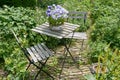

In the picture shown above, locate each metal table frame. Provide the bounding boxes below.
[32,22,79,78]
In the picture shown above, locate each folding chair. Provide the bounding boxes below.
[65,11,88,50]
[10,29,54,80]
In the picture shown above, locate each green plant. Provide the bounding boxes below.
[0,5,37,79]
[0,0,36,7]
[86,46,120,80]
[90,0,120,49]
[96,47,120,80]
[84,74,96,80]
[39,0,64,8]
[88,41,108,63]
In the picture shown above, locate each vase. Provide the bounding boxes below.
[48,17,64,31]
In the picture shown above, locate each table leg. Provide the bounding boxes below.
[64,43,76,64]
[59,49,68,78]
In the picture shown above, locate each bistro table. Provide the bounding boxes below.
[31,22,79,78]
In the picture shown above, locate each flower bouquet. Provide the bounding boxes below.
[46,4,68,31]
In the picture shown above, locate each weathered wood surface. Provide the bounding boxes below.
[26,43,53,62]
[32,22,79,39]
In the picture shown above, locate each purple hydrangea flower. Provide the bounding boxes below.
[46,4,69,20]
[48,6,52,9]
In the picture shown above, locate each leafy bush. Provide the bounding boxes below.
[0,0,36,7]
[99,49,120,80]
[39,0,64,8]
[0,6,37,79]
[88,41,108,63]
[90,0,120,49]
[96,47,120,80]
[85,47,120,80]
[0,5,63,79]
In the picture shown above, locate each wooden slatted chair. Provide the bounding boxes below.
[65,11,88,50]
[10,29,54,80]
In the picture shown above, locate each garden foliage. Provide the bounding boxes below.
[88,0,120,79]
[90,0,120,49]
[0,0,120,79]
[0,5,37,79]
[0,0,36,7]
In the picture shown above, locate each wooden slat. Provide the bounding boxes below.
[32,22,80,38]
[34,45,46,60]
[41,23,73,33]
[44,22,79,28]
[41,22,79,32]
[45,22,79,29]
[35,25,69,35]
[39,25,73,33]
[30,47,42,61]
[32,28,62,39]
[41,43,53,56]
[65,32,87,40]
[35,22,79,36]
[39,25,75,36]
[39,28,71,37]
[69,16,83,19]
[69,11,87,14]
[26,48,38,62]
[64,22,79,28]
[62,24,79,31]
[37,44,50,58]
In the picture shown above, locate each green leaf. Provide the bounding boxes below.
[84,74,96,80]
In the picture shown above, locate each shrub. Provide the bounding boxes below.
[0,6,37,79]
[0,0,36,7]
[90,0,120,49]
[88,41,108,63]
[39,0,64,8]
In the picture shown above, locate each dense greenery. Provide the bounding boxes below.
[39,0,64,8]
[0,6,37,79]
[90,0,120,49]
[85,47,120,80]
[0,0,120,79]
[87,0,120,80]
[0,0,36,7]
[89,0,120,62]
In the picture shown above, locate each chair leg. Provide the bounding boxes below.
[64,44,76,64]
[42,69,54,80]
[34,69,42,80]
[80,39,84,51]
[26,63,31,70]
[33,58,54,80]
[40,58,54,79]
[59,51,68,79]
[34,60,48,80]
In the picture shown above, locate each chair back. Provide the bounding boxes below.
[10,29,31,62]
[10,29,21,47]
[68,11,87,24]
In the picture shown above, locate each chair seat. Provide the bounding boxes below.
[65,32,87,40]
[26,43,54,62]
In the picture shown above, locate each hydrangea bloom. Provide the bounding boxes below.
[46,4,69,20]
